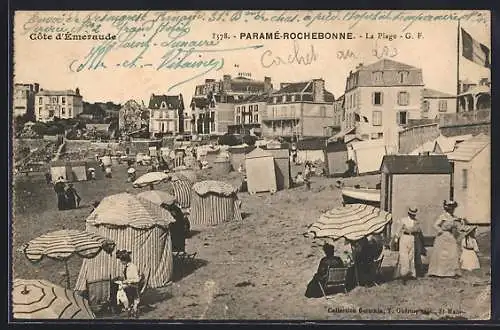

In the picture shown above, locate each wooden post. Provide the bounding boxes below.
[65,260,71,289]
[350,242,360,287]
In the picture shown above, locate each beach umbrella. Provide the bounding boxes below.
[133,171,169,189]
[306,204,392,242]
[137,190,177,206]
[12,279,95,319]
[306,204,392,286]
[127,167,136,174]
[21,229,115,288]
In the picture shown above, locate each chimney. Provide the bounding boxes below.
[264,76,272,94]
[223,75,232,91]
[34,83,40,93]
[75,87,80,95]
[312,79,325,103]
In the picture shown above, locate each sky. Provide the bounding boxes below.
[13,10,490,104]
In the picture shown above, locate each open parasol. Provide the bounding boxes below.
[12,279,95,319]
[21,229,115,288]
[133,171,170,189]
[306,204,392,242]
[137,190,177,206]
[305,204,392,286]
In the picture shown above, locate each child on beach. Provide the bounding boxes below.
[460,226,480,271]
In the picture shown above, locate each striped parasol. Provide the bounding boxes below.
[22,230,115,288]
[133,171,169,188]
[306,204,392,242]
[12,279,95,319]
[137,190,177,206]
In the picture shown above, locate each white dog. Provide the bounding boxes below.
[115,280,130,311]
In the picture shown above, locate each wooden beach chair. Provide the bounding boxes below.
[318,267,349,299]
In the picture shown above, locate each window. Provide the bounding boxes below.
[249,105,253,112]
[68,108,72,116]
[371,133,379,139]
[38,97,43,105]
[290,105,296,117]
[373,92,383,105]
[399,71,409,83]
[291,95,295,102]
[372,71,383,83]
[61,97,66,104]
[48,110,55,117]
[236,106,240,114]
[236,116,241,124]
[397,111,408,125]
[462,169,468,189]
[372,111,382,126]
[439,100,448,112]
[273,97,277,103]
[282,95,286,103]
[398,91,409,106]
[61,107,66,115]
[254,105,259,112]
[378,132,383,139]
[422,100,429,112]
[51,97,57,103]
[155,111,160,119]
[249,115,253,123]
[254,114,259,122]
[38,108,42,117]
[211,122,215,132]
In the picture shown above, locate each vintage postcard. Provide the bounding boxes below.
[11,10,491,321]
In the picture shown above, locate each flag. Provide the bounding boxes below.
[461,28,490,68]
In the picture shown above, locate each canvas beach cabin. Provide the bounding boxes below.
[380,155,452,241]
[447,134,490,225]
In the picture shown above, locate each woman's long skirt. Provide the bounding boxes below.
[428,231,460,277]
[395,234,416,278]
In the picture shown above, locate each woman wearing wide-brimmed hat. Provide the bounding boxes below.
[460,226,480,271]
[428,200,461,277]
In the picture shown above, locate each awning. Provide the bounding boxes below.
[328,126,356,143]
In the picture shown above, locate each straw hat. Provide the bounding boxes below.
[408,207,418,217]
[464,225,478,236]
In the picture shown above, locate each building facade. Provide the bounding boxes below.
[342,59,424,152]
[261,79,335,139]
[35,88,83,122]
[148,94,185,136]
[118,99,148,135]
[190,74,272,135]
[228,94,269,135]
[422,88,457,120]
[14,83,39,118]
[332,95,344,128]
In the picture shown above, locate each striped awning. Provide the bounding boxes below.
[22,229,115,262]
[192,180,238,197]
[133,171,169,188]
[87,192,175,228]
[13,279,95,319]
[307,204,392,241]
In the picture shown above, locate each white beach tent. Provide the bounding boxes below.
[349,139,387,175]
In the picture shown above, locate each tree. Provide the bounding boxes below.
[242,134,257,146]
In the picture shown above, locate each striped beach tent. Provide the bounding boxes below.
[307,204,392,242]
[168,175,194,209]
[190,180,243,226]
[75,193,175,302]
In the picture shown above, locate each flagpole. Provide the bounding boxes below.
[456,19,461,113]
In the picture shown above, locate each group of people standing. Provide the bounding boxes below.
[394,200,481,283]
[53,177,81,211]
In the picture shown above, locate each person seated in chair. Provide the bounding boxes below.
[115,250,141,317]
[305,244,344,298]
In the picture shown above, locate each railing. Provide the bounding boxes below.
[439,109,491,127]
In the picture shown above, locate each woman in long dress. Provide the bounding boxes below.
[428,200,461,277]
[460,226,480,271]
[394,207,423,282]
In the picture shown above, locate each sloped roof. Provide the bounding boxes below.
[447,134,490,161]
[245,147,273,159]
[434,134,473,153]
[276,82,310,94]
[236,93,270,104]
[423,88,456,98]
[38,89,80,96]
[381,155,451,174]
[149,94,180,109]
[360,59,419,71]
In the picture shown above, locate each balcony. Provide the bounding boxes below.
[439,109,491,127]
